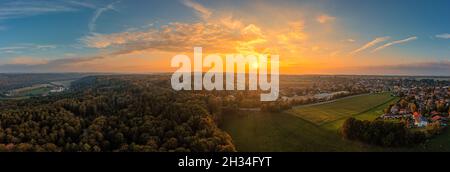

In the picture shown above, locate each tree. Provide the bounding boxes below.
[0,75,236,152]
[341,118,426,147]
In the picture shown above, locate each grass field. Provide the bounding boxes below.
[221,93,450,152]
[286,93,396,126]
[221,93,397,152]
[21,87,51,96]
[221,111,378,151]
[321,95,400,131]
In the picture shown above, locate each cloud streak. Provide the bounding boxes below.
[349,36,390,55]
[0,0,89,20]
[372,36,417,53]
[65,0,96,9]
[0,44,56,54]
[181,0,212,20]
[436,33,450,39]
[89,1,120,33]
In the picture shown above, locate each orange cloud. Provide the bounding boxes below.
[316,14,336,24]
[75,1,377,74]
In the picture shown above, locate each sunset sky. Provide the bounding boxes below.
[0,0,449,75]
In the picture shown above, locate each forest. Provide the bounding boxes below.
[0,75,235,152]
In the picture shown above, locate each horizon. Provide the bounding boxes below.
[0,0,449,75]
[1,72,450,78]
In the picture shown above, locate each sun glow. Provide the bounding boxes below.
[251,62,259,69]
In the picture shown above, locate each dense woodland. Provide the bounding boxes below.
[0,75,235,152]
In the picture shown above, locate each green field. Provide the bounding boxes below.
[21,87,51,96]
[321,94,400,131]
[221,93,450,152]
[221,111,379,151]
[286,93,396,126]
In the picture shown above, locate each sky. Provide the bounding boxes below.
[0,0,449,75]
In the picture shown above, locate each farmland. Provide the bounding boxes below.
[221,110,374,152]
[222,92,450,152]
[221,93,401,151]
[221,93,398,151]
[321,96,399,131]
[286,93,396,126]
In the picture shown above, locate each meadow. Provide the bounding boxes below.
[221,110,375,152]
[221,93,450,152]
[286,93,396,126]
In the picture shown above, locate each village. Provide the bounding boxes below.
[380,79,450,129]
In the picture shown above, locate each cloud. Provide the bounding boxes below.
[0,46,26,54]
[0,44,56,54]
[1,44,56,50]
[35,45,56,50]
[316,14,336,24]
[181,0,212,20]
[81,21,266,55]
[345,39,355,42]
[65,0,96,9]
[435,33,450,39]
[350,36,390,55]
[0,46,27,51]
[89,1,120,33]
[78,2,313,67]
[372,36,417,53]
[79,2,313,64]
[3,1,309,73]
[0,50,19,54]
[7,56,48,65]
[0,0,84,20]
[0,54,107,72]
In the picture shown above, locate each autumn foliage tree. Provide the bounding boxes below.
[0,75,235,152]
